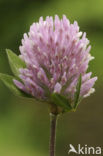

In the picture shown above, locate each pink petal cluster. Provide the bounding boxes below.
[14,15,97,101]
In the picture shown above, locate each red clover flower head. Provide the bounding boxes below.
[7,15,98,112]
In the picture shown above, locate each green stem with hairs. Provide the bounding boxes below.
[49,113,58,156]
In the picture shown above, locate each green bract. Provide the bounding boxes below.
[6,49,26,78]
[73,75,82,110]
[0,73,32,98]
[50,75,82,112]
[0,50,32,99]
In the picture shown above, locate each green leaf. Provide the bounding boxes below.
[6,49,26,77]
[0,73,32,98]
[73,74,82,110]
[51,93,72,111]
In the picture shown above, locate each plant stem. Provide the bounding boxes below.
[49,113,58,156]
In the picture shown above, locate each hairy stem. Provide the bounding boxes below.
[49,113,58,156]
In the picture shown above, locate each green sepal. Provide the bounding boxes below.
[0,73,33,99]
[40,64,52,80]
[6,49,26,77]
[61,75,75,93]
[73,74,82,110]
[51,93,72,111]
[39,82,51,98]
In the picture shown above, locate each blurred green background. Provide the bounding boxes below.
[0,0,103,155]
